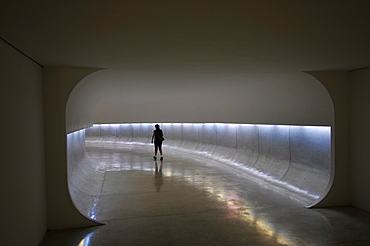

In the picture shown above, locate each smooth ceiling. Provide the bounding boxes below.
[1,0,369,72]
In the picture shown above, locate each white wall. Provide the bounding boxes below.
[307,71,351,207]
[43,67,101,229]
[66,69,334,133]
[0,39,46,245]
[350,68,370,212]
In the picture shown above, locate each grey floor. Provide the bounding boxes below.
[41,142,370,246]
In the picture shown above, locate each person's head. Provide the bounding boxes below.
[155,124,160,130]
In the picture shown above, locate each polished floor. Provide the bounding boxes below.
[41,142,370,246]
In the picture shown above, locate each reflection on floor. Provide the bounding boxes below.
[41,142,370,246]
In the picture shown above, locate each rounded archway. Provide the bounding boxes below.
[66,69,334,131]
[66,69,334,221]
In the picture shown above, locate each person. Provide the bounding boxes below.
[151,124,164,160]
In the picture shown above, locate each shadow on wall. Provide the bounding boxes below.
[67,123,331,221]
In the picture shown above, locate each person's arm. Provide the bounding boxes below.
[151,131,155,143]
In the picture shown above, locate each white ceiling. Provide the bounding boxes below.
[1,0,369,72]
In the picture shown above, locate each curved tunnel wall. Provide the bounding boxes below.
[67,129,105,221]
[68,122,331,219]
[65,70,335,221]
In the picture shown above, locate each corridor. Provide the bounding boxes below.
[41,141,370,246]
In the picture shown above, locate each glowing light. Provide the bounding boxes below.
[258,124,276,129]
[92,123,330,132]
[276,124,290,128]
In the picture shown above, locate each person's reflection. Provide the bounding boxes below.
[154,160,163,192]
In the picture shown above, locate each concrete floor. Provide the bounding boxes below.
[41,142,370,246]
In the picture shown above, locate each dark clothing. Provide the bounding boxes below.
[153,129,164,143]
[154,141,162,152]
[153,129,163,152]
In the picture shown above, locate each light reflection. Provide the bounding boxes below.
[78,232,93,246]
[88,197,99,220]
[148,160,294,244]
[179,164,296,245]
[226,161,320,199]
[82,122,330,244]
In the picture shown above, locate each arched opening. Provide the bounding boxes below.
[66,70,334,222]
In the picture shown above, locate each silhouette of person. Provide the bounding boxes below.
[151,124,164,160]
[154,160,163,192]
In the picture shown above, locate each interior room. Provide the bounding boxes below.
[1,1,370,245]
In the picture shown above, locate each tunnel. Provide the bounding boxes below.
[66,69,334,222]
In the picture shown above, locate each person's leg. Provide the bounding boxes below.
[154,143,158,159]
[159,142,163,160]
